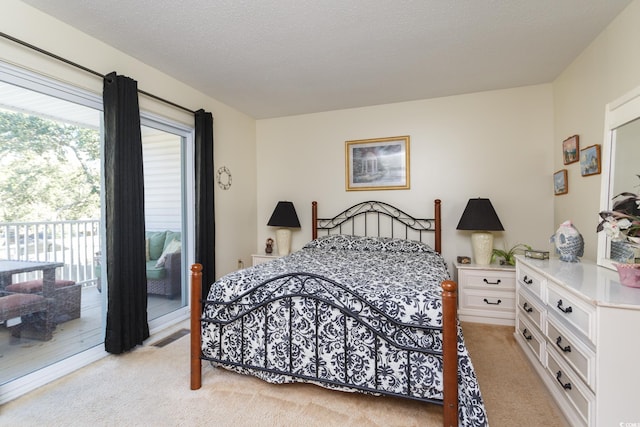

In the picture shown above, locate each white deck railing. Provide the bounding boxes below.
[0,220,100,286]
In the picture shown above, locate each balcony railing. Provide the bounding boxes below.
[0,220,100,286]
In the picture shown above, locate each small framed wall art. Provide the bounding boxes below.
[562,135,579,165]
[580,144,601,176]
[554,169,568,195]
[345,135,410,191]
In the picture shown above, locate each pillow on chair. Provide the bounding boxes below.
[154,239,181,268]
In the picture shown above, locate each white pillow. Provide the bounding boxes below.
[154,239,181,268]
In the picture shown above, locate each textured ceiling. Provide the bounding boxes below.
[21,0,633,119]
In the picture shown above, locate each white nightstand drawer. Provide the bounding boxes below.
[458,268,515,290]
[516,263,545,299]
[546,281,596,344]
[516,287,545,330]
[460,289,516,313]
[251,254,279,266]
[516,315,545,362]
[546,316,595,389]
[545,347,594,426]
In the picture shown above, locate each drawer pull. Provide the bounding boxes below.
[555,370,572,390]
[522,328,532,341]
[556,299,573,314]
[483,298,502,305]
[522,302,533,313]
[555,336,572,353]
[483,278,502,285]
[523,275,533,285]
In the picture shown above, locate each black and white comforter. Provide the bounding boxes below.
[202,235,487,426]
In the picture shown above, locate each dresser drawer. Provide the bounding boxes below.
[458,268,515,290]
[545,316,595,389]
[545,347,594,426]
[516,263,545,299]
[546,281,596,344]
[517,288,545,330]
[516,315,545,363]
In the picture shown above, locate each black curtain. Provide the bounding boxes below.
[194,109,215,299]
[103,72,149,354]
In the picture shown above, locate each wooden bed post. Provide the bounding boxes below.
[441,280,458,427]
[190,263,203,390]
[312,201,318,240]
[434,199,441,254]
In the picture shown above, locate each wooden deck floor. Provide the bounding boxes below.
[0,286,183,385]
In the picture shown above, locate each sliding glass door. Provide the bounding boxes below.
[0,63,105,391]
[140,117,192,323]
[0,61,193,402]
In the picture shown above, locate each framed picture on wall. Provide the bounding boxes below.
[562,135,579,165]
[345,136,410,191]
[580,144,601,176]
[554,169,568,195]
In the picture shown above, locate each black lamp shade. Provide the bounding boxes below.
[456,198,504,231]
[267,201,301,228]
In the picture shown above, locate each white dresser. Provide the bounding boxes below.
[514,255,640,426]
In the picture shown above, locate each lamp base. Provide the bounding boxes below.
[471,231,494,265]
[275,228,292,256]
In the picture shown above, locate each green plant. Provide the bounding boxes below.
[492,243,532,266]
[598,174,640,248]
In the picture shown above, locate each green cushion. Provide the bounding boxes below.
[146,260,167,280]
[146,231,167,260]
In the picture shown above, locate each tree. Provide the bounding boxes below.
[0,110,100,222]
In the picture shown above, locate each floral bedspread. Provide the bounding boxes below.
[201,235,487,426]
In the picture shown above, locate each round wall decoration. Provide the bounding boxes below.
[216,166,232,190]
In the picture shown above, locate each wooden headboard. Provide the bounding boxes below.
[311,200,441,254]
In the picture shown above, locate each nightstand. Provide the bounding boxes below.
[454,262,516,326]
[251,254,279,266]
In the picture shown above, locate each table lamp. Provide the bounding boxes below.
[456,198,504,265]
[267,201,301,256]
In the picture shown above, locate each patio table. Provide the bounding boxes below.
[0,260,64,299]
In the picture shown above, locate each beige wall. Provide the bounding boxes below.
[256,85,555,268]
[553,0,640,261]
[1,0,257,277]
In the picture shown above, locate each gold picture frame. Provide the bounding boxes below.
[554,169,568,195]
[562,135,579,165]
[580,144,601,176]
[345,136,410,191]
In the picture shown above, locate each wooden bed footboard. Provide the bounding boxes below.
[189,263,459,427]
[190,263,202,390]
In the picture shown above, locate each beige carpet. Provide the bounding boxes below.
[1,322,568,427]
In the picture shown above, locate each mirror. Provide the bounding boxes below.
[598,86,640,269]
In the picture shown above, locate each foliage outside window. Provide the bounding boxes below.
[0,110,100,222]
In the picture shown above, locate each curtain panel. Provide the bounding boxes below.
[194,109,215,299]
[103,72,149,354]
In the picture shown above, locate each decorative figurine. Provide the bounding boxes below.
[265,238,274,254]
[550,220,584,262]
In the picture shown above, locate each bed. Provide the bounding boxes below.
[190,200,487,427]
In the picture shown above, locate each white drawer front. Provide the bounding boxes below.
[516,263,545,299]
[516,315,545,362]
[461,289,516,313]
[546,316,595,389]
[546,348,594,426]
[459,269,515,290]
[517,288,545,330]
[546,282,596,344]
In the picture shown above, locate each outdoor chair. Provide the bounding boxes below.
[0,293,55,340]
[5,279,81,323]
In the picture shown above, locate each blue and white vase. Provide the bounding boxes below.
[550,220,584,262]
